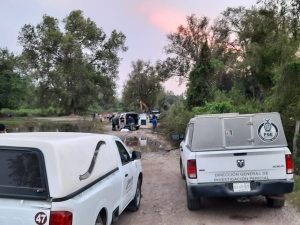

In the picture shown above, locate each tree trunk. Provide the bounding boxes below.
[293,120,300,158]
[69,98,75,115]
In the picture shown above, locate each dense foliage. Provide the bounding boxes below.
[18,10,127,114]
[0,49,29,110]
[122,60,164,110]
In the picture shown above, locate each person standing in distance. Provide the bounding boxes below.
[0,124,6,133]
[152,116,157,133]
[129,116,135,131]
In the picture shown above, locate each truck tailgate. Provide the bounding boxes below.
[196,148,287,183]
[0,199,51,225]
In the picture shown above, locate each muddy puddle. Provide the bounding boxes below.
[6,121,100,133]
[122,136,165,152]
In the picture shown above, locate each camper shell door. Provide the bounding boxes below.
[223,116,253,148]
[191,112,287,151]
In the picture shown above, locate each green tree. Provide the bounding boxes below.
[186,42,214,108]
[157,14,211,80]
[268,63,300,115]
[122,60,163,109]
[258,0,300,38]
[18,10,127,114]
[0,48,29,110]
[213,5,300,98]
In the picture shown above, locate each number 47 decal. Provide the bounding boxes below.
[35,212,47,225]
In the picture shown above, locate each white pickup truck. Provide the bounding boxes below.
[0,132,143,225]
[173,113,294,210]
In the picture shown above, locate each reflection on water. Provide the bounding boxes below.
[124,136,163,152]
[7,122,93,133]
[7,122,164,152]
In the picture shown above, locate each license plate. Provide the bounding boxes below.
[233,182,251,192]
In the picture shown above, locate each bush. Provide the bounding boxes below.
[40,107,64,117]
[159,104,193,136]
[0,108,65,117]
[193,101,234,115]
[0,108,41,117]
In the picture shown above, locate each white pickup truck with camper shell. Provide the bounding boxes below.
[149,109,160,122]
[172,112,294,210]
[0,132,142,225]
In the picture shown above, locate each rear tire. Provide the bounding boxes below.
[95,210,106,225]
[266,195,285,208]
[180,159,186,180]
[127,179,142,212]
[186,183,201,210]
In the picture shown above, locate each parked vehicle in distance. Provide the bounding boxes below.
[173,112,294,210]
[121,112,140,130]
[0,132,143,225]
[120,113,125,123]
[149,109,160,122]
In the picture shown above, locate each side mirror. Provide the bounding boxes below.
[132,151,141,160]
[171,134,184,140]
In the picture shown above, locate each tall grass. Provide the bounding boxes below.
[287,175,300,211]
[0,107,65,117]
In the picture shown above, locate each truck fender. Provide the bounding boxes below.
[92,197,111,225]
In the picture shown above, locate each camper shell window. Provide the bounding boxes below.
[186,124,194,150]
[0,147,49,200]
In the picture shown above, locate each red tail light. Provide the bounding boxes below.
[187,159,197,179]
[50,211,73,225]
[285,154,294,174]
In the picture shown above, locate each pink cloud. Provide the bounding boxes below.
[135,1,186,32]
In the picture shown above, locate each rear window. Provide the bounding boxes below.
[0,151,42,188]
[0,148,49,200]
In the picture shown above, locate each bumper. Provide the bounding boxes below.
[187,180,294,199]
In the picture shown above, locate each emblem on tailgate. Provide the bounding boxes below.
[258,118,278,142]
[237,159,245,168]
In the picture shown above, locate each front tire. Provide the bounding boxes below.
[266,195,285,208]
[127,179,142,212]
[186,183,201,210]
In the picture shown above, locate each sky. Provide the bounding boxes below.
[0,0,257,96]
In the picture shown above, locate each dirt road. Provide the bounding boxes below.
[107,123,300,225]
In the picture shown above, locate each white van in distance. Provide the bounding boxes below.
[173,113,294,210]
[0,132,143,225]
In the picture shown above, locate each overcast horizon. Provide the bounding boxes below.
[0,0,257,96]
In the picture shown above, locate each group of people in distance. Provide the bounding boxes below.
[0,114,158,134]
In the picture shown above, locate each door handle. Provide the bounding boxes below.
[125,174,128,177]
[234,153,247,156]
[180,147,183,152]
